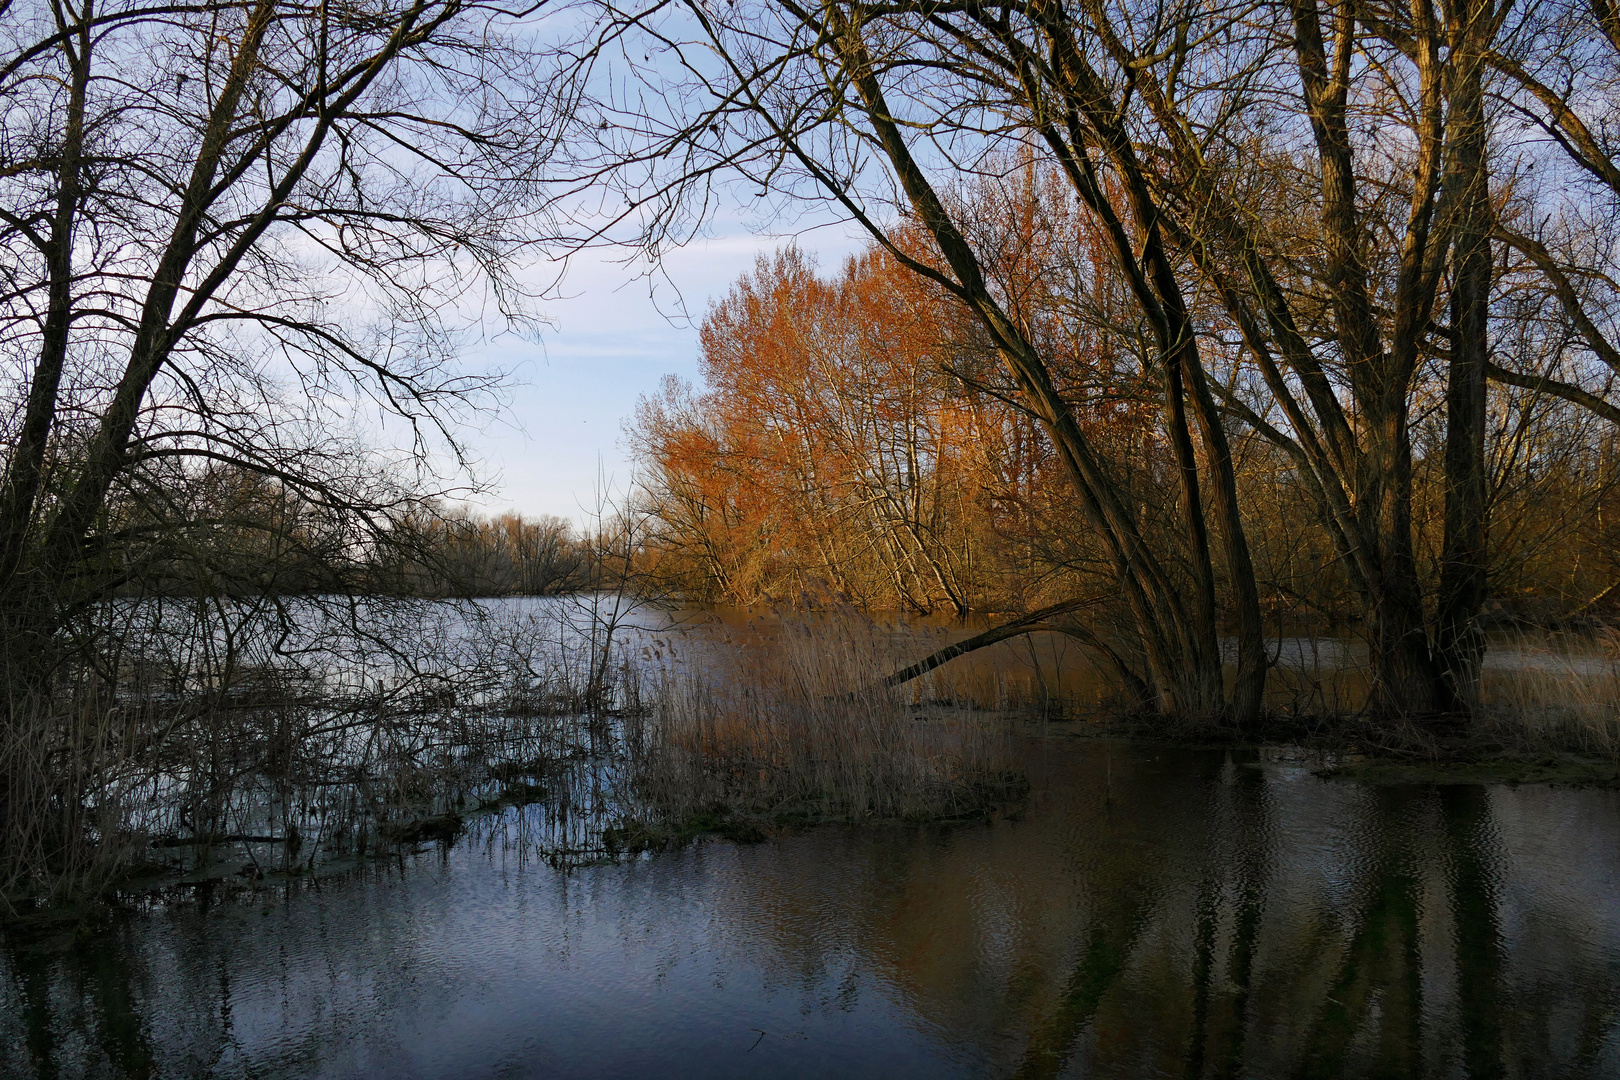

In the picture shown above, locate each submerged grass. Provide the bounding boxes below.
[11,601,1617,922]
[1,603,1026,920]
[611,618,1023,848]
[1026,618,1620,757]
[0,596,653,918]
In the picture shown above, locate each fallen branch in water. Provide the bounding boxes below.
[877,596,1153,707]
[882,597,1100,687]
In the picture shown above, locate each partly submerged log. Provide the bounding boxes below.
[880,596,1151,705]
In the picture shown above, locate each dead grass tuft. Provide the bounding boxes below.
[623,619,1021,831]
[1478,626,1620,756]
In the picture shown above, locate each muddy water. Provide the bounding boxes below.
[4,737,1618,1079]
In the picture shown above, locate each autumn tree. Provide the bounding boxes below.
[562,0,1270,718]
[631,246,1004,611]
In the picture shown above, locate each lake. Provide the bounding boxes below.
[4,735,1616,1078]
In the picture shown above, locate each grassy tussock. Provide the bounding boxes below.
[1478,626,1620,756]
[622,621,1020,834]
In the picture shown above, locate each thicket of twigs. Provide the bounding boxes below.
[0,595,644,913]
[0,597,1028,914]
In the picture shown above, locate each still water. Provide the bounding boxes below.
[4,737,1618,1079]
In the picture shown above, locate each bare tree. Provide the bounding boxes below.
[0,0,572,680]
[557,0,1273,719]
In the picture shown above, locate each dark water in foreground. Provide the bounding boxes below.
[4,739,1619,1079]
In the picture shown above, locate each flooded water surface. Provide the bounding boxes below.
[4,737,1619,1079]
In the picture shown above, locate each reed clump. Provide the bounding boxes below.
[1475,625,1620,757]
[0,689,150,910]
[620,619,1022,842]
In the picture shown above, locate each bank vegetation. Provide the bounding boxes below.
[8,0,1620,912]
[577,0,1620,728]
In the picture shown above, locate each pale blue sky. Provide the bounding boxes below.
[458,223,867,524]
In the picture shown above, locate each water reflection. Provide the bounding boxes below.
[4,740,1618,1078]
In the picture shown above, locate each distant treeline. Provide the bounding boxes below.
[117,472,595,599]
[379,509,596,598]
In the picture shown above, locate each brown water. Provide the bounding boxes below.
[3,737,1617,1078]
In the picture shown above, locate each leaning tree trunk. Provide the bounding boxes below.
[1011,4,1267,721]
[831,17,1222,715]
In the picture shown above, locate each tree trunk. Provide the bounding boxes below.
[832,17,1216,715]
[1437,0,1494,710]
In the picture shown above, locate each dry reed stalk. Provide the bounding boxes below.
[0,598,655,913]
[1479,626,1620,756]
[0,690,146,914]
[626,619,1019,829]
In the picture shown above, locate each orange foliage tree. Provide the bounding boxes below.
[628,188,1173,619]
[631,246,996,611]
